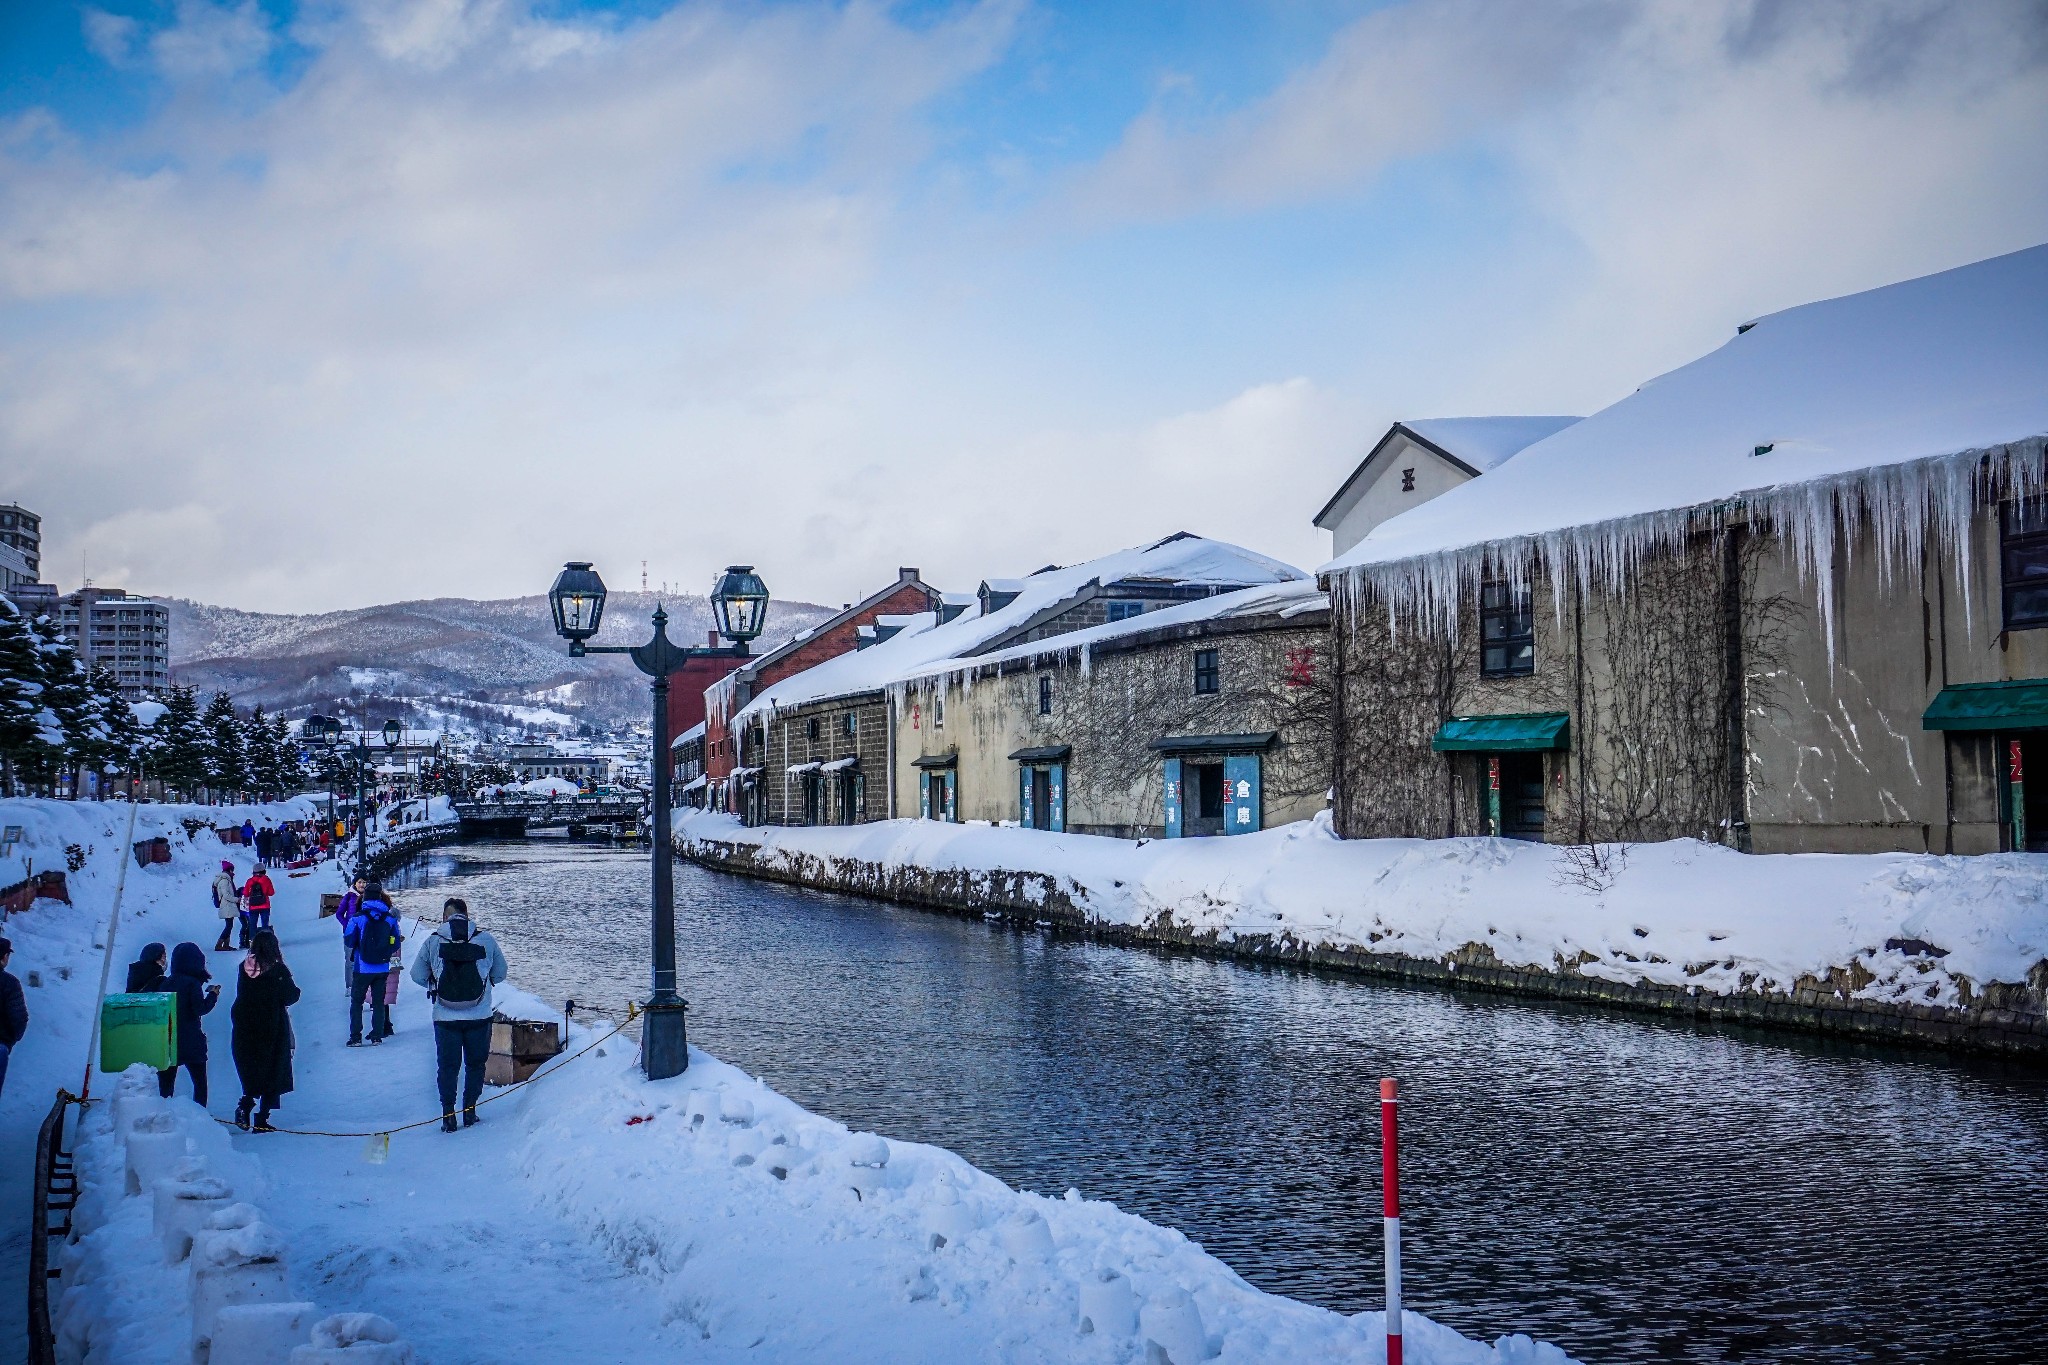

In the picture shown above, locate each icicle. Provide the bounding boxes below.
[1336,436,2048,660]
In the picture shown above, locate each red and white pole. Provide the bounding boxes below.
[1381,1076,1403,1365]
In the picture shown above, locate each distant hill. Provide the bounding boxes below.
[164,591,836,729]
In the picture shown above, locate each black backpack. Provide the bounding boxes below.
[356,908,400,967]
[436,923,488,1006]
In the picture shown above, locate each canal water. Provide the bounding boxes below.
[386,837,2048,1364]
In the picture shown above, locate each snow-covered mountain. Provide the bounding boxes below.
[165,591,835,727]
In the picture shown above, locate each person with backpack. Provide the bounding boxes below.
[240,866,276,948]
[126,942,169,993]
[231,929,301,1132]
[409,898,507,1132]
[335,875,367,989]
[211,861,241,952]
[159,942,219,1105]
[344,883,402,1045]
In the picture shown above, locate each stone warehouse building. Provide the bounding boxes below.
[1320,244,2048,855]
[892,579,1330,838]
[725,534,1305,828]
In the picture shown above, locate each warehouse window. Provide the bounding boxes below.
[1193,649,1219,695]
[1480,582,1535,677]
[2002,501,2048,629]
[1038,675,1053,714]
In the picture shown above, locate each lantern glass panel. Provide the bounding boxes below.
[712,566,770,643]
[549,562,608,641]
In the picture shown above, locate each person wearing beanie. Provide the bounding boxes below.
[212,861,241,952]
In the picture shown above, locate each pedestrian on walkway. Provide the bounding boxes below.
[409,898,506,1132]
[0,938,27,1099]
[345,884,402,1046]
[241,865,275,946]
[231,929,300,1133]
[158,942,219,1106]
[211,861,241,952]
[336,875,366,990]
[126,942,168,993]
[239,818,255,849]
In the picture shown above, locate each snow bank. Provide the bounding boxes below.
[7,797,1573,1363]
[677,812,2048,1010]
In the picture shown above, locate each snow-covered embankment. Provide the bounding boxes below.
[5,799,1573,1364]
[677,810,2048,1052]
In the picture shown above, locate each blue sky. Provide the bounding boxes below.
[2,0,2044,613]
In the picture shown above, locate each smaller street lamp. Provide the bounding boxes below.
[546,560,769,1080]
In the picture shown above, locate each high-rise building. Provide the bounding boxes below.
[5,582,171,700]
[0,503,38,590]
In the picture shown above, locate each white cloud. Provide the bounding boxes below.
[80,9,141,68]
[3,0,2043,619]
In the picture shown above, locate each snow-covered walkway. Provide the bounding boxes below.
[9,799,1573,1363]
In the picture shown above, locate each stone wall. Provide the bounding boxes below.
[680,831,2048,1058]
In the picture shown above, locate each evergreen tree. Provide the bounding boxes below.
[0,597,45,795]
[86,665,141,794]
[242,705,278,799]
[268,712,299,794]
[153,685,211,798]
[203,691,247,797]
[27,614,95,795]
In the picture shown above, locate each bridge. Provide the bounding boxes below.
[450,792,649,835]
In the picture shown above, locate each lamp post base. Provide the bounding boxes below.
[640,999,690,1080]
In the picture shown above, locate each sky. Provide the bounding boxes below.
[1,0,2044,615]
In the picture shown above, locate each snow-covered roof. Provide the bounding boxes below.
[669,720,707,750]
[896,579,1326,687]
[821,756,858,772]
[733,534,1304,723]
[1399,417,1582,474]
[1323,244,2048,632]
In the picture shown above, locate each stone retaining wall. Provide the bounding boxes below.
[680,833,2048,1058]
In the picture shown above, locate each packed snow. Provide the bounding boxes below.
[1393,418,1582,474]
[1323,243,2048,639]
[677,811,2048,1010]
[2,800,1574,1364]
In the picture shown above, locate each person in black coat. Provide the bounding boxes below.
[158,941,220,1106]
[230,929,300,1132]
[0,937,27,1099]
[125,942,168,993]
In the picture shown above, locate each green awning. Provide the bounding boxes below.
[1923,679,2048,731]
[1431,713,1570,752]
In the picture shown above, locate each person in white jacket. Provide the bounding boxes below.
[210,861,241,953]
[409,898,507,1132]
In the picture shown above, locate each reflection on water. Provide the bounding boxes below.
[387,836,2048,1364]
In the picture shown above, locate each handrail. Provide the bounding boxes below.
[28,1089,81,1365]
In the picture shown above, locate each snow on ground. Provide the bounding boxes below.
[678,810,2048,1007]
[2,799,1573,1364]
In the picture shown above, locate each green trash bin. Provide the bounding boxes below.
[99,992,177,1073]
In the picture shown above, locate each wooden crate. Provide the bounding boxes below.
[319,893,343,918]
[484,1016,562,1087]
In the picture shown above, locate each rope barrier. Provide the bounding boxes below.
[212,1003,638,1142]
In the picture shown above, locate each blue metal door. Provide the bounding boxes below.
[1019,767,1035,829]
[920,771,932,820]
[1163,757,1183,838]
[1049,764,1066,833]
[1223,754,1261,835]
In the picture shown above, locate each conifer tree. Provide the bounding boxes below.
[242,705,278,799]
[0,597,45,795]
[268,712,299,794]
[203,691,247,797]
[153,685,211,798]
[87,664,141,792]
[27,614,95,796]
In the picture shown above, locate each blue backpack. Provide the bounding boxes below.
[356,906,400,967]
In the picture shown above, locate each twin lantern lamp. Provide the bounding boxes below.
[302,713,405,869]
[546,561,771,1080]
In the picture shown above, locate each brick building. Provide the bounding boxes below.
[700,567,940,805]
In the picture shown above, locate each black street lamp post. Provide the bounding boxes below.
[548,561,768,1080]
[305,714,403,873]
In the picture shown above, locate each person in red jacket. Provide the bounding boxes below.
[240,867,276,949]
